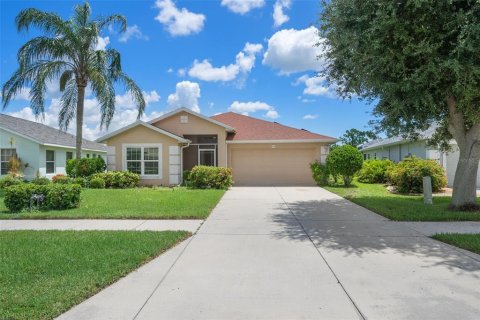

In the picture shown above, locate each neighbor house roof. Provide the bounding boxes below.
[149,107,235,132]
[96,120,189,143]
[360,126,437,151]
[0,114,107,152]
[211,112,337,143]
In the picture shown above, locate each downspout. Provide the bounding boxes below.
[180,140,191,184]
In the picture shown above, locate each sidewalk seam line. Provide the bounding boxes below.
[275,187,367,320]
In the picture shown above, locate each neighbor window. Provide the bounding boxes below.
[125,146,160,176]
[363,154,367,160]
[46,150,55,174]
[1,148,16,175]
[66,151,73,164]
[180,115,188,123]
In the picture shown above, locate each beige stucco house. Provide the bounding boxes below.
[97,108,337,186]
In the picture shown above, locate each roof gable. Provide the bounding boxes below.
[0,114,107,152]
[211,112,337,142]
[96,120,189,143]
[148,107,235,132]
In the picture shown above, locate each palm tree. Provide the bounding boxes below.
[2,2,145,159]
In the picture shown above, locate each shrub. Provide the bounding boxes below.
[4,183,81,212]
[46,184,82,210]
[182,170,192,186]
[310,161,330,186]
[189,166,233,189]
[357,159,395,184]
[89,177,105,189]
[91,171,140,188]
[52,174,70,184]
[72,177,86,187]
[0,175,23,189]
[66,157,106,178]
[326,145,363,186]
[31,177,51,185]
[387,156,447,193]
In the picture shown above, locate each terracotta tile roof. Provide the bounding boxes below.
[211,112,337,141]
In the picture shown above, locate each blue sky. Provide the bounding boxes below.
[0,0,375,140]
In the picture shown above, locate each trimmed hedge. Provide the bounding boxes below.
[66,157,106,178]
[188,166,233,189]
[387,156,447,193]
[0,176,23,189]
[326,145,363,186]
[31,177,51,185]
[357,159,395,184]
[91,171,139,188]
[4,184,81,212]
[52,174,70,184]
[90,177,106,189]
[310,161,330,186]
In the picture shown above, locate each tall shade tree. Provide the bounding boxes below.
[319,0,480,209]
[2,2,145,159]
[340,128,377,148]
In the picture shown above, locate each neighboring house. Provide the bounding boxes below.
[360,127,467,187]
[97,108,337,186]
[0,114,107,179]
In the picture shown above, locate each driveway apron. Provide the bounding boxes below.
[58,187,480,320]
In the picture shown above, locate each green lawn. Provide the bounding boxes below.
[432,233,480,255]
[0,230,190,320]
[324,182,480,221]
[0,187,225,219]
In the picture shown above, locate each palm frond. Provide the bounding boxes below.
[74,2,91,27]
[16,8,71,36]
[117,72,146,119]
[58,79,78,130]
[59,70,74,91]
[96,14,127,33]
[18,36,74,67]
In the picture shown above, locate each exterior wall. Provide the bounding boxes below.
[226,142,326,186]
[102,125,180,186]
[151,111,228,168]
[1,128,106,180]
[0,129,40,179]
[362,141,428,162]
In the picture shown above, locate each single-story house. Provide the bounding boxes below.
[360,127,467,187]
[97,108,337,186]
[0,114,107,179]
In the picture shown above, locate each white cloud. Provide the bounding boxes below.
[303,114,318,120]
[188,42,262,84]
[273,0,291,27]
[167,81,201,113]
[177,68,186,77]
[95,36,110,50]
[118,25,149,42]
[154,0,205,36]
[229,100,279,119]
[295,74,336,98]
[167,68,174,73]
[7,90,163,140]
[263,26,324,75]
[221,0,265,14]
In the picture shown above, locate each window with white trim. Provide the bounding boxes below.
[125,146,160,176]
[1,149,16,175]
[46,150,55,174]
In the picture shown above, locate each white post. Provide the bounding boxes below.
[423,176,433,205]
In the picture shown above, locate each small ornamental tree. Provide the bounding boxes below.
[320,0,480,209]
[326,145,363,186]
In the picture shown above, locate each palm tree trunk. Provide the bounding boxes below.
[75,85,86,159]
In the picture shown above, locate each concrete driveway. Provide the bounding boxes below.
[59,187,480,320]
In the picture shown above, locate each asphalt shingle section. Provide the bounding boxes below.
[0,114,107,152]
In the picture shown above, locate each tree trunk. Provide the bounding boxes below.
[450,140,480,207]
[446,96,480,209]
[75,85,86,159]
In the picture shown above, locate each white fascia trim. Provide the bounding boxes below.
[96,120,189,143]
[226,139,338,144]
[361,138,427,152]
[148,107,236,132]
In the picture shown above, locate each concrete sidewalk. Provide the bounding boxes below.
[0,219,203,233]
[58,187,480,320]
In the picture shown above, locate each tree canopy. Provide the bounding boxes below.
[339,128,377,148]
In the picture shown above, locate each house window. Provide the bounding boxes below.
[180,115,188,123]
[374,153,377,159]
[199,148,216,166]
[363,154,367,160]
[86,154,90,158]
[125,145,161,177]
[66,151,73,164]
[46,150,55,174]
[1,149,16,175]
